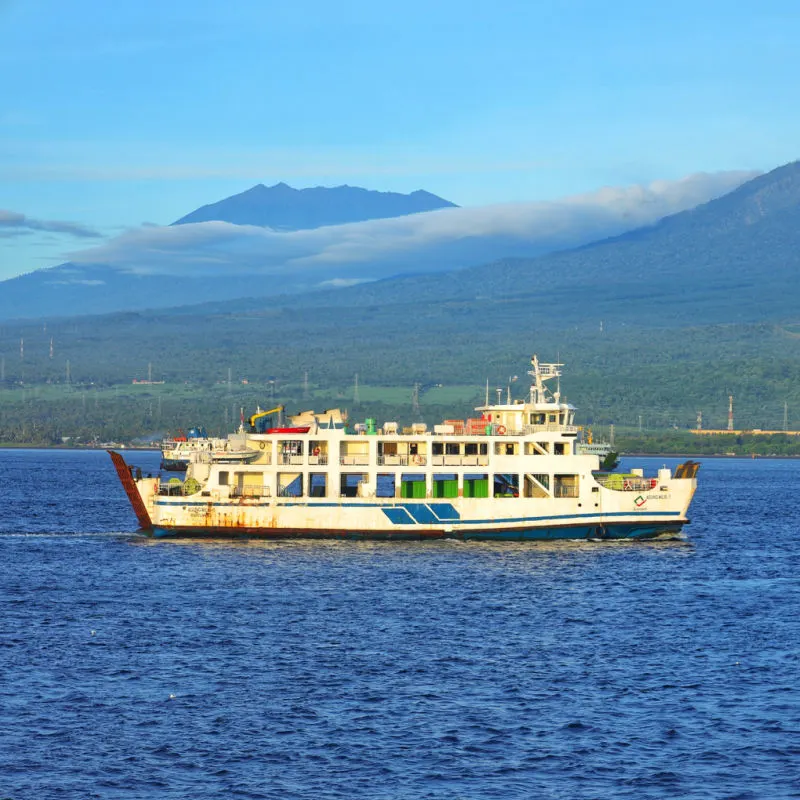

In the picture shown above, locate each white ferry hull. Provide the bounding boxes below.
[109,459,694,542]
[109,354,699,544]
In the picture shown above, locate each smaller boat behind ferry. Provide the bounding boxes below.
[576,428,619,471]
[160,425,262,470]
[112,354,699,542]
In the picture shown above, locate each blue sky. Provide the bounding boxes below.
[2,0,800,281]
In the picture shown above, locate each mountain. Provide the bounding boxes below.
[0,184,459,320]
[0,168,783,322]
[275,159,800,327]
[171,183,458,228]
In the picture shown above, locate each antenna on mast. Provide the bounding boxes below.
[528,354,564,404]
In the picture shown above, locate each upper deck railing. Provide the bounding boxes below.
[593,474,658,492]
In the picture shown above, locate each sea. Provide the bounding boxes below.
[0,449,797,800]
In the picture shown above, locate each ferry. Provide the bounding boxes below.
[110,355,699,541]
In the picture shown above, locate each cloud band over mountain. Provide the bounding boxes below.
[67,170,757,286]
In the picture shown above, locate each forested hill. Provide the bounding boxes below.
[172,183,458,228]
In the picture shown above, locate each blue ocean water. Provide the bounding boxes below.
[0,450,798,800]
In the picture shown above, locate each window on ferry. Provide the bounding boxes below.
[554,474,579,498]
[531,473,550,491]
[445,442,460,456]
[432,442,444,456]
[340,473,368,498]
[309,473,327,498]
[548,414,557,423]
[218,471,229,485]
[433,473,458,499]
[494,442,518,456]
[525,441,549,455]
[465,442,479,456]
[233,472,267,498]
[463,473,489,497]
[554,442,566,455]
[376,473,396,498]
[480,442,488,456]
[530,413,546,425]
[309,441,326,461]
[524,473,550,498]
[278,473,303,497]
[400,473,426,499]
[493,474,519,498]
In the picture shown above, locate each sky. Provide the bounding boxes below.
[2,0,800,282]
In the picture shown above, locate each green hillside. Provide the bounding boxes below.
[1,311,798,447]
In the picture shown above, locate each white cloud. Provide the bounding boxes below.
[67,170,758,282]
[0,209,102,238]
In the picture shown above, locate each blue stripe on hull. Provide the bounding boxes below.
[149,521,685,541]
[461,523,683,541]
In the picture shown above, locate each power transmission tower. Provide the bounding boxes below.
[412,383,421,418]
[353,373,360,405]
[303,371,310,402]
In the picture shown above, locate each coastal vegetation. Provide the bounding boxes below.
[1,316,798,455]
